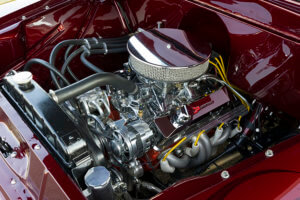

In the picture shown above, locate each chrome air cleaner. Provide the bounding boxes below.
[127,28,211,82]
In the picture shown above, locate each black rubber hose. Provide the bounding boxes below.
[49,39,91,88]
[61,46,85,75]
[23,58,70,85]
[65,45,74,60]
[100,35,130,43]
[93,42,127,49]
[64,45,79,81]
[59,46,85,86]
[49,36,129,88]
[64,41,127,75]
[60,42,127,84]
[79,47,127,73]
[80,51,104,73]
[139,181,162,194]
[66,65,79,81]
[90,47,127,54]
[50,72,138,103]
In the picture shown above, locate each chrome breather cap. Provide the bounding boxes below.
[84,166,114,200]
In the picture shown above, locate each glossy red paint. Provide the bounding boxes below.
[191,0,300,42]
[80,1,131,38]
[153,132,300,200]
[0,22,25,72]
[0,92,85,200]
[0,0,130,83]
[124,0,300,120]
[178,1,300,120]
[129,28,211,66]
[0,0,92,85]
[121,0,184,30]
[0,1,299,117]
[0,0,299,199]
[188,88,230,120]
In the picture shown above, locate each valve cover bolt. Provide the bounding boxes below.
[34,144,41,150]
[221,170,230,179]
[265,149,274,158]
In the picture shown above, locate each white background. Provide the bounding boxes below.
[0,0,40,18]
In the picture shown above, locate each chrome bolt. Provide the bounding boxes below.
[120,182,127,191]
[265,149,274,158]
[137,28,145,33]
[10,179,16,185]
[45,5,49,10]
[174,148,183,157]
[221,170,230,179]
[157,21,162,28]
[21,16,26,20]
[34,144,41,150]
[269,112,273,116]
[265,106,269,111]
[166,44,171,49]
[235,65,238,72]
[153,146,160,151]
[11,151,17,158]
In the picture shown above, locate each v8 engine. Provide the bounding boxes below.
[3,28,254,200]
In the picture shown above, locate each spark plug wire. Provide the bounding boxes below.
[209,55,250,111]
[162,137,187,161]
[194,130,205,146]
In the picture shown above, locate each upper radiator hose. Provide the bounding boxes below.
[50,72,138,104]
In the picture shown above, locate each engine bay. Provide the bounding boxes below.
[1,26,298,200]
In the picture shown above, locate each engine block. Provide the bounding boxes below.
[2,28,253,200]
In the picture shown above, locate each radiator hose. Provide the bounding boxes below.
[50,72,138,104]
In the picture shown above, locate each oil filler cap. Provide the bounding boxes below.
[84,166,114,200]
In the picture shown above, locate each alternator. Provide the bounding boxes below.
[109,119,154,164]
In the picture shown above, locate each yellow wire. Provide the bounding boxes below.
[217,55,225,72]
[217,56,249,111]
[242,101,250,111]
[218,122,224,130]
[163,137,187,161]
[215,58,231,86]
[209,60,226,82]
[215,57,229,84]
[238,115,242,129]
[194,130,205,146]
[210,58,250,112]
[219,55,225,70]
[217,55,240,91]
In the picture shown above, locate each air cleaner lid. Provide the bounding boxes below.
[127,28,211,82]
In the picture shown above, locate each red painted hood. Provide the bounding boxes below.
[0,0,299,199]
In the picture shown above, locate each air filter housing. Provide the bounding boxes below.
[127,28,211,82]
